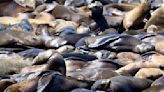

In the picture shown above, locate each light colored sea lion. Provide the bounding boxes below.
[135,68,164,80]
[144,6,164,29]
[20,64,46,74]
[146,25,164,33]
[104,3,137,12]
[123,0,150,31]
[115,61,161,75]
[14,0,45,9]
[56,45,74,54]
[116,52,142,65]
[150,54,164,67]
[155,41,164,54]
[32,49,56,65]
[0,54,32,74]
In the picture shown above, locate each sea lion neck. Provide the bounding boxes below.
[45,52,66,76]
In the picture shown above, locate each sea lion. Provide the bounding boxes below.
[0,1,33,16]
[14,0,45,9]
[37,71,94,92]
[151,76,164,86]
[144,6,164,29]
[146,25,164,33]
[61,33,90,45]
[89,1,109,31]
[88,34,154,53]
[62,53,97,61]
[91,75,152,92]
[4,77,39,92]
[134,68,164,80]
[116,52,142,65]
[155,41,164,54]
[18,48,45,58]
[65,58,89,73]
[20,64,46,74]
[93,50,117,59]
[123,0,150,31]
[143,85,164,92]
[32,49,56,65]
[45,52,66,76]
[0,54,32,74]
[115,61,162,75]
[68,68,119,81]
[40,25,67,48]
[51,4,85,23]
[104,3,137,12]
[56,45,74,53]
[0,79,15,92]
[71,88,94,92]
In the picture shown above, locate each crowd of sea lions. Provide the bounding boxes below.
[0,0,163,92]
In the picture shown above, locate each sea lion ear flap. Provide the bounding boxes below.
[37,73,53,92]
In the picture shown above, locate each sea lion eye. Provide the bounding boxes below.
[32,37,37,41]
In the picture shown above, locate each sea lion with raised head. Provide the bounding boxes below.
[123,0,150,31]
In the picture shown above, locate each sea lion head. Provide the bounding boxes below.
[45,52,66,76]
[134,42,155,53]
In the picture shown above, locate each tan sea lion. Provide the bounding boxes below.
[115,61,161,75]
[104,3,137,12]
[155,41,164,54]
[116,52,142,65]
[144,5,164,29]
[123,0,150,31]
[135,68,164,80]
[51,4,90,24]
[0,54,32,74]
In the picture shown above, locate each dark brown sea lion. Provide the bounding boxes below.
[123,0,150,31]
[144,6,164,29]
[0,79,15,92]
[91,75,152,92]
[0,1,33,16]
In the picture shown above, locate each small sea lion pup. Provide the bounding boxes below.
[144,5,164,29]
[123,0,150,31]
